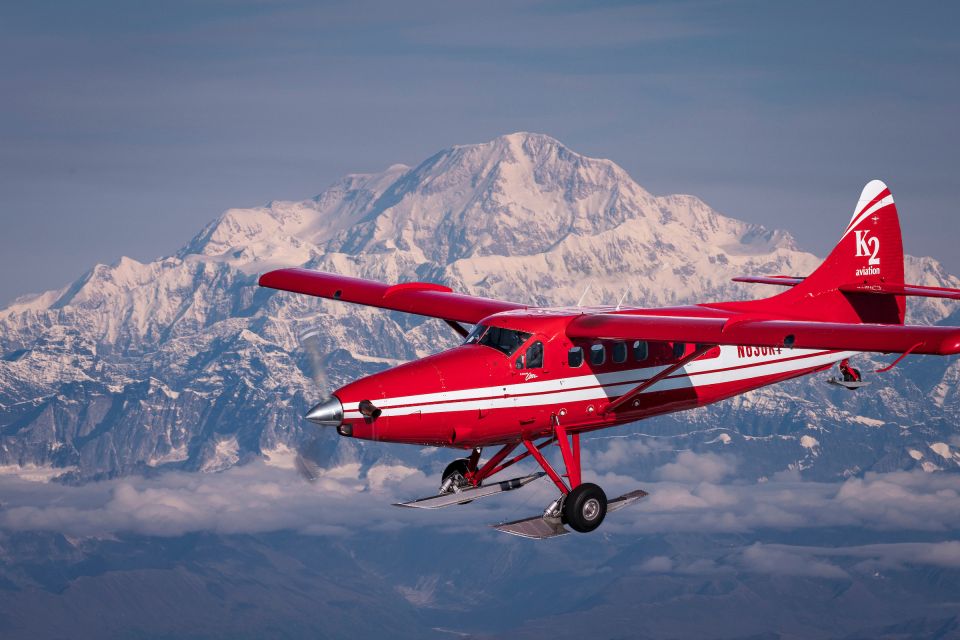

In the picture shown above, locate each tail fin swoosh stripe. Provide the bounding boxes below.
[840,196,895,240]
[845,188,891,232]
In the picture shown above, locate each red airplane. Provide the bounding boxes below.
[260,180,960,538]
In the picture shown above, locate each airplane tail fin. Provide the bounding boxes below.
[731,180,906,324]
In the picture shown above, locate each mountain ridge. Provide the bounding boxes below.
[1,132,958,481]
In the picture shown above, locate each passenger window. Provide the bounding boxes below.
[525,341,544,368]
[612,341,627,364]
[672,342,687,359]
[590,343,605,365]
[568,346,584,367]
[633,340,648,361]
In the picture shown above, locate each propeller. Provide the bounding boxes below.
[293,328,336,482]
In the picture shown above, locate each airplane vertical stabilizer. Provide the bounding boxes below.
[721,180,906,324]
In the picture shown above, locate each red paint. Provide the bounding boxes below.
[259,180,960,506]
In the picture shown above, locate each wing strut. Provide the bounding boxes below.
[445,320,469,338]
[603,344,714,414]
[469,438,555,485]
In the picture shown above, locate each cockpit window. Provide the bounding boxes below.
[463,324,532,357]
[463,324,486,344]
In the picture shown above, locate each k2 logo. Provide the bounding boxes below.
[854,230,880,266]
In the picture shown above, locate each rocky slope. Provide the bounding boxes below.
[1,132,957,481]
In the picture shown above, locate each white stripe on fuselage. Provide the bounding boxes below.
[342,347,855,419]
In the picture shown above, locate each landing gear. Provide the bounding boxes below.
[561,482,607,533]
[439,458,470,494]
[441,458,469,483]
[438,449,482,495]
[839,359,861,383]
[516,418,614,535]
[398,432,646,537]
[828,358,870,390]
[489,422,647,538]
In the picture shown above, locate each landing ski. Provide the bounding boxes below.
[492,489,649,540]
[394,472,545,509]
[827,377,870,390]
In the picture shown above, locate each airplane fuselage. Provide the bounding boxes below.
[332,306,854,448]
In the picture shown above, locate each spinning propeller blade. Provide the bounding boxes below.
[293,328,338,482]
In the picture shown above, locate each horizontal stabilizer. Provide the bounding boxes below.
[734,276,960,300]
[393,472,544,509]
[732,275,805,287]
[839,282,960,300]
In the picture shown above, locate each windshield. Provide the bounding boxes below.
[463,324,532,357]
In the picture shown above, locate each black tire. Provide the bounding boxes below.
[442,458,470,482]
[561,483,608,533]
[441,458,474,503]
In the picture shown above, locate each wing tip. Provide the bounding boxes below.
[257,269,289,288]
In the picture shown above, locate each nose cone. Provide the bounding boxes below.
[305,396,343,426]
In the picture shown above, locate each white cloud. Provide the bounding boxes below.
[740,544,849,579]
[761,541,960,571]
[656,451,737,483]
[0,461,432,538]
[604,468,960,536]
[591,436,670,468]
[2,457,960,547]
[637,556,673,573]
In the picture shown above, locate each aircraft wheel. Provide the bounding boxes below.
[561,483,607,533]
[440,458,474,502]
[442,458,470,483]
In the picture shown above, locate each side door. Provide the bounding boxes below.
[511,336,549,429]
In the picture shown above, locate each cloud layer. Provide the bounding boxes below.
[2,451,960,546]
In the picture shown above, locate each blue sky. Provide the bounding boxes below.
[2,0,958,305]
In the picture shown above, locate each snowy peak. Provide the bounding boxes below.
[155,131,803,276]
[179,163,413,274]
[2,133,959,480]
[328,132,777,265]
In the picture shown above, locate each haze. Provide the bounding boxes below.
[2,0,958,305]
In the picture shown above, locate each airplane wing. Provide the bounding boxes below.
[259,268,525,325]
[567,313,960,355]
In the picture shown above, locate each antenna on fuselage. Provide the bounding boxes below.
[615,290,628,311]
[576,285,591,308]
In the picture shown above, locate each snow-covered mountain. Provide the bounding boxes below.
[1,132,958,481]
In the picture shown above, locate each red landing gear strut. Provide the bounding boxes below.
[839,358,861,383]
[423,419,648,537]
[461,417,608,533]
